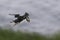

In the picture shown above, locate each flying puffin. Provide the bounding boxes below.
[9,12,30,25]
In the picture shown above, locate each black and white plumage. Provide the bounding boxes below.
[9,12,30,25]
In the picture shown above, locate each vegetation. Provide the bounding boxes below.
[0,28,60,40]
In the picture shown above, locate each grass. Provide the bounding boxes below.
[0,28,47,40]
[49,32,60,40]
[0,28,60,40]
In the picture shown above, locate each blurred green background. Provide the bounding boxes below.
[0,28,60,40]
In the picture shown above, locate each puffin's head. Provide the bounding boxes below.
[24,12,30,22]
[25,12,29,17]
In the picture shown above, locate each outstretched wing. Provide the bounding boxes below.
[9,14,20,18]
[9,14,19,15]
[26,16,30,22]
[9,14,16,15]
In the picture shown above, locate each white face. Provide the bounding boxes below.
[26,17,30,22]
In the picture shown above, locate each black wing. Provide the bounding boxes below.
[9,14,20,18]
